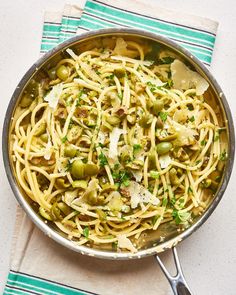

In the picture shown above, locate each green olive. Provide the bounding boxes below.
[86,190,97,205]
[57,202,71,215]
[101,184,117,193]
[108,193,123,211]
[201,179,212,188]
[72,180,87,189]
[48,67,57,80]
[106,115,121,126]
[55,178,70,189]
[96,209,107,221]
[114,68,126,78]
[39,207,52,221]
[19,94,34,108]
[139,113,153,128]
[40,133,49,142]
[169,168,179,185]
[50,202,62,221]
[64,145,77,158]
[156,142,172,155]
[56,65,69,80]
[84,163,99,176]
[71,160,85,179]
[34,122,46,136]
[126,160,144,170]
[148,148,156,169]
[67,126,82,143]
[152,100,164,114]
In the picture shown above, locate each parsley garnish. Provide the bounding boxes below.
[159,112,168,122]
[76,90,84,107]
[214,131,219,141]
[162,197,168,207]
[220,150,228,161]
[133,144,142,153]
[112,170,131,187]
[189,116,195,122]
[150,171,160,179]
[170,196,176,206]
[65,160,72,172]
[61,135,68,143]
[188,187,193,194]
[172,209,191,225]
[98,152,108,167]
[201,140,206,146]
[83,227,89,239]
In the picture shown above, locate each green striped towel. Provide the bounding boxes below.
[5,1,218,294]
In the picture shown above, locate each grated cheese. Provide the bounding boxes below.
[44,83,63,109]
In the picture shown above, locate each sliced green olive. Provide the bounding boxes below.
[106,115,121,126]
[114,68,126,78]
[39,207,52,221]
[86,190,97,205]
[64,145,77,158]
[34,122,46,137]
[50,202,62,221]
[96,209,107,221]
[148,148,156,169]
[55,178,70,189]
[169,168,179,185]
[40,133,49,143]
[152,100,164,115]
[48,67,57,80]
[84,163,99,176]
[108,193,123,211]
[101,184,117,193]
[156,142,172,155]
[56,65,69,80]
[120,148,132,164]
[19,94,34,108]
[71,160,84,179]
[67,125,82,143]
[72,180,88,189]
[139,113,153,128]
[57,202,71,215]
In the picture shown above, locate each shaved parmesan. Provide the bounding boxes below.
[172,121,198,146]
[131,170,143,182]
[97,131,106,144]
[63,190,77,206]
[66,48,78,60]
[126,181,160,209]
[109,128,124,159]
[44,83,63,109]
[117,235,137,253]
[171,60,209,95]
[159,154,172,169]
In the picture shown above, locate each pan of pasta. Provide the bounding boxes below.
[3,28,234,294]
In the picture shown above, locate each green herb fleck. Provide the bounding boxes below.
[188,187,193,194]
[170,196,176,206]
[150,170,160,179]
[214,131,219,141]
[189,116,195,122]
[61,135,68,143]
[114,163,120,170]
[220,150,228,161]
[172,209,191,225]
[65,160,72,172]
[159,112,168,122]
[201,140,206,146]
[76,90,84,107]
[133,144,142,153]
[98,152,108,167]
[162,197,168,207]
[83,227,89,239]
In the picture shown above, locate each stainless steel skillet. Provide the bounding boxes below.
[2,28,235,295]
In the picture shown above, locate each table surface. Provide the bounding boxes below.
[0,0,235,294]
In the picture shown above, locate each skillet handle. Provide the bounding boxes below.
[155,247,193,295]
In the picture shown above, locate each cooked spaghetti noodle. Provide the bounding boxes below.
[10,37,227,252]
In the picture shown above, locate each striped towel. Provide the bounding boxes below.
[4,1,218,295]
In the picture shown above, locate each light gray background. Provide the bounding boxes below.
[0,0,235,294]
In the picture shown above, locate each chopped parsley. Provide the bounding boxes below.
[61,135,68,143]
[201,140,206,146]
[214,131,219,141]
[220,150,228,161]
[172,209,191,225]
[76,90,84,107]
[188,187,193,194]
[65,160,72,172]
[150,170,160,179]
[170,196,176,206]
[133,144,142,153]
[83,227,89,239]
[112,170,131,187]
[189,116,195,122]
[159,112,168,122]
[162,197,168,207]
[98,152,108,167]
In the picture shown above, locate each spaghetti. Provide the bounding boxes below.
[10,37,227,252]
